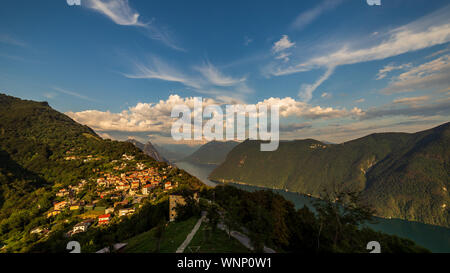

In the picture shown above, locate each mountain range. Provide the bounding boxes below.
[182,141,239,165]
[209,123,450,228]
[154,144,201,162]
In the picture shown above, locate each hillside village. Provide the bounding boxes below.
[30,153,186,239]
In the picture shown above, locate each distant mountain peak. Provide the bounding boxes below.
[126,138,166,162]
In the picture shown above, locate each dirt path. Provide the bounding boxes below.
[176,214,206,253]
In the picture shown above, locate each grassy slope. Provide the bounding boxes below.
[124,217,251,253]
[186,221,250,253]
[123,217,199,253]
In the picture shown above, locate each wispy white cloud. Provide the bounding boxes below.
[193,84,253,104]
[84,0,144,26]
[43,92,57,99]
[290,0,345,31]
[382,54,450,94]
[0,34,27,47]
[273,22,450,76]
[272,35,295,66]
[144,21,186,52]
[280,122,312,133]
[393,96,429,105]
[272,35,295,53]
[124,58,202,89]
[269,6,450,101]
[363,98,450,120]
[426,45,450,58]
[321,92,332,99]
[84,0,184,51]
[376,63,412,80]
[194,62,246,87]
[124,58,251,100]
[298,65,335,102]
[275,52,292,63]
[0,34,30,63]
[52,87,97,102]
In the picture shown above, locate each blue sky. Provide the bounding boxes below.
[1,0,449,144]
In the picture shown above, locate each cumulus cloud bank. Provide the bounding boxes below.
[66,95,364,137]
[65,93,449,144]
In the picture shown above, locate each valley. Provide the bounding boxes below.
[176,161,450,252]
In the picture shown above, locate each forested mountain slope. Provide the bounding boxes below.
[209,123,450,227]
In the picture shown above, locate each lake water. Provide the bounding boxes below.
[175,161,450,253]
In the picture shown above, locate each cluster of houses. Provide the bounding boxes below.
[41,162,178,237]
[309,143,327,149]
[65,154,101,163]
[64,152,136,163]
[56,180,87,197]
[95,166,176,197]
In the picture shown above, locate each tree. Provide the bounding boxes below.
[201,203,220,242]
[153,219,166,253]
[313,185,376,252]
[223,198,240,240]
[247,205,272,253]
[270,195,290,248]
[174,190,201,221]
[206,203,220,233]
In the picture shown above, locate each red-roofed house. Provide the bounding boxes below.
[54,201,68,211]
[98,214,111,225]
[131,181,140,189]
[142,184,152,195]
